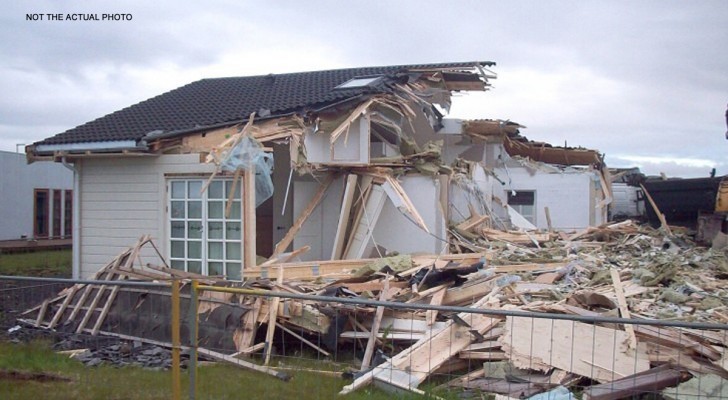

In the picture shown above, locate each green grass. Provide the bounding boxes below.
[0,250,71,277]
[0,341,453,400]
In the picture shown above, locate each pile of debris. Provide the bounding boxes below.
[17,223,728,398]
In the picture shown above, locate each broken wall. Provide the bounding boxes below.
[495,160,605,231]
[369,174,448,256]
[291,175,345,261]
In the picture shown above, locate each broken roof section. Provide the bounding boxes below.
[28,61,496,154]
[463,119,604,166]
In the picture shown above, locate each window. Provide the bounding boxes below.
[64,190,73,238]
[52,190,62,238]
[335,76,382,89]
[508,190,536,225]
[168,179,242,279]
[34,189,49,238]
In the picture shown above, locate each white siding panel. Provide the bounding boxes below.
[81,201,159,211]
[79,154,211,278]
[82,218,157,230]
[82,183,158,193]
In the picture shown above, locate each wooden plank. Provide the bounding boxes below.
[456,214,490,233]
[426,285,447,326]
[243,166,256,271]
[340,288,502,395]
[640,183,672,235]
[544,206,553,232]
[264,266,284,365]
[35,299,50,327]
[458,351,508,360]
[47,285,79,329]
[75,281,112,334]
[272,174,335,256]
[331,174,359,260]
[90,284,121,336]
[609,269,637,351]
[500,316,649,383]
[437,174,449,224]
[360,278,390,371]
[633,324,722,361]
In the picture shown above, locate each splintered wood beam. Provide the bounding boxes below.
[243,165,257,271]
[272,173,335,257]
[264,267,284,365]
[331,174,359,260]
[640,183,672,236]
[360,278,390,371]
[610,269,637,351]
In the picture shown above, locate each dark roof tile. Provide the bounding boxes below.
[35,61,493,146]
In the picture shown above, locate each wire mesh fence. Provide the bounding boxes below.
[1,275,727,400]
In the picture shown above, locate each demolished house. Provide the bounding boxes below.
[26,61,610,279]
[19,61,727,398]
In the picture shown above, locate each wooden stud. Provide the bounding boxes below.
[264,266,284,365]
[331,174,359,260]
[360,278,390,371]
[243,165,257,271]
[610,268,637,351]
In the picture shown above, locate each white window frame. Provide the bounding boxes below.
[167,178,243,279]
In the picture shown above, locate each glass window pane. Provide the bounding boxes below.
[208,201,223,219]
[188,241,202,259]
[171,201,185,219]
[226,263,241,280]
[171,221,185,238]
[188,261,202,274]
[188,201,202,219]
[171,241,185,258]
[209,262,224,276]
[208,242,223,259]
[188,181,202,199]
[188,221,202,239]
[225,180,240,200]
[171,260,185,271]
[171,182,185,199]
[226,222,241,240]
[228,201,241,219]
[209,181,223,199]
[226,242,241,260]
[208,221,223,239]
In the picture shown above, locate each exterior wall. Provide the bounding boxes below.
[292,175,345,261]
[0,151,73,241]
[496,164,604,231]
[370,174,447,255]
[78,154,215,278]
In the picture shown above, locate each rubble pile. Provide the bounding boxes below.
[17,225,728,398]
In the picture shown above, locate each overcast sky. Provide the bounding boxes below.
[2,1,726,177]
